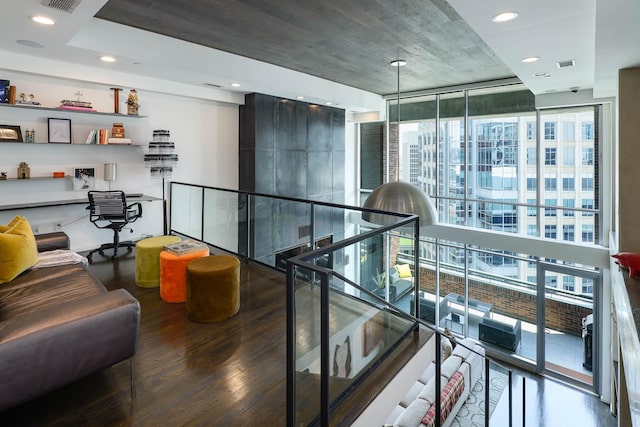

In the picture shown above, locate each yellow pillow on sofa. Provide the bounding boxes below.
[396,263,412,278]
[0,215,38,284]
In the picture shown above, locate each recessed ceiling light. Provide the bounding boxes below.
[231,83,241,87]
[492,11,518,23]
[521,56,540,63]
[325,102,333,105]
[557,59,576,68]
[100,56,116,63]
[297,96,304,100]
[16,39,44,48]
[31,16,55,25]
[390,60,407,67]
[533,72,551,78]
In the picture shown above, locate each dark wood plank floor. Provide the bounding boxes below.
[0,249,429,426]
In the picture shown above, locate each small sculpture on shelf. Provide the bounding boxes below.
[16,93,41,106]
[18,162,30,179]
[126,89,139,115]
[0,172,7,180]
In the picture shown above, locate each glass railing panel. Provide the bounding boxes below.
[202,188,243,254]
[169,183,203,239]
[292,259,417,426]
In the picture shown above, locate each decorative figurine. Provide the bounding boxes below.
[0,172,7,180]
[16,93,40,105]
[18,162,30,179]
[126,89,139,115]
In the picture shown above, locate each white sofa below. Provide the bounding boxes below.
[384,337,485,427]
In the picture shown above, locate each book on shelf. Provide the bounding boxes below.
[58,105,97,112]
[85,129,97,144]
[163,239,208,256]
[98,128,110,144]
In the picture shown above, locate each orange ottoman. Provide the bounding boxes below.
[186,255,240,322]
[159,248,209,303]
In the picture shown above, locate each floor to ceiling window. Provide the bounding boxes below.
[361,82,604,390]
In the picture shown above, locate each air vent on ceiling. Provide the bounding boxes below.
[40,0,81,13]
[556,59,575,68]
[203,83,222,88]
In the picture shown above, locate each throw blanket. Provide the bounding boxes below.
[33,249,88,268]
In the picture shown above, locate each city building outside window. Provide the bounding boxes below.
[563,176,575,191]
[582,122,594,140]
[563,224,575,241]
[545,176,557,191]
[545,147,557,165]
[563,147,575,165]
[563,122,575,141]
[582,147,594,165]
[563,199,575,216]
[544,122,556,140]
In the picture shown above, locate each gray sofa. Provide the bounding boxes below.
[0,232,140,411]
[364,266,413,304]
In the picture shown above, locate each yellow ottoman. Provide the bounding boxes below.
[186,255,240,322]
[135,235,181,288]
[160,248,210,303]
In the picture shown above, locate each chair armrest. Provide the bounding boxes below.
[35,232,70,252]
[126,202,143,222]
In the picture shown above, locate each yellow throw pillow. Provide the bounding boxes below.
[396,263,412,278]
[0,215,39,284]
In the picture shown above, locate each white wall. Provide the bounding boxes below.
[0,70,239,252]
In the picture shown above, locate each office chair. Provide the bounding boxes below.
[87,190,142,261]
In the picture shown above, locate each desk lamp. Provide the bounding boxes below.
[104,163,117,190]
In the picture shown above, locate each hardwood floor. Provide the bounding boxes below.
[2,250,290,426]
[0,249,429,426]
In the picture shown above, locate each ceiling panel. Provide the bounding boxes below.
[96,0,514,95]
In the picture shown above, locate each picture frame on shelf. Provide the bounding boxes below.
[0,124,22,142]
[48,118,71,143]
[73,167,95,191]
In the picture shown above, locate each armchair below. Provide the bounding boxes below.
[478,315,522,352]
[410,291,448,325]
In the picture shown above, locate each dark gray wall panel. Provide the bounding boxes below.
[239,92,346,260]
[307,107,332,153]
[307,151,333,198]
[254,149,275,194]
[275,150,307,198]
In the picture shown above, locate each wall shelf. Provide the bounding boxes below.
[0,176,70,181]
[0,142,143,147]
[0,102,146,118]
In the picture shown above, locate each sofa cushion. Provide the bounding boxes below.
[418,362,436,384]
[421,371,466,427]
[451,338,474,360]
[400,381,426,408]
[417,375,447,405]
[0,264,105,319]
[396,263,412,278]
[0,216,38,284]
[440,354,463,380]
[393,397,431,427]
